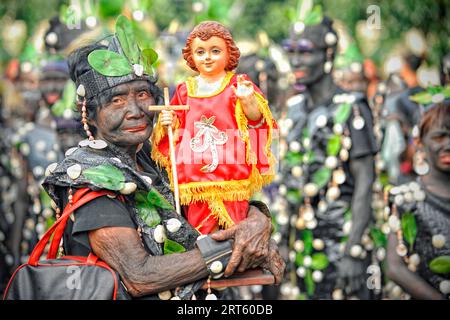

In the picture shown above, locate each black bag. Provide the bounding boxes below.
[3,188,129,300]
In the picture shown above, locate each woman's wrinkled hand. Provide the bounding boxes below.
[210,205,272,276]
[260,239,286,285]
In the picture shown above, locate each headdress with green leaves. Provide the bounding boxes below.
[283,0,337,50]
[76,15,158,101]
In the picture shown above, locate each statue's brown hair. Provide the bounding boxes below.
[182,21,240,72]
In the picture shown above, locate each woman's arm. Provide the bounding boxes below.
[89,226,208,298]
[385,233,444,300]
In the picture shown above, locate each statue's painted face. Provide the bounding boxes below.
[423,120,450,173]
[191,36,229,79]
[92,80,156,148]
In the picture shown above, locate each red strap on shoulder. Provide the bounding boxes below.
[28,188,115,265]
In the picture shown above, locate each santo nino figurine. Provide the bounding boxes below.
[152,21,277,235]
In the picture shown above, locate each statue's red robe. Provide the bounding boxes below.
[152,72,276,234]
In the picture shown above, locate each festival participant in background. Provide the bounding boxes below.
[277,3,377,299]
[152,21,277,236]
[385,93,449,300]
[42,16,284,300]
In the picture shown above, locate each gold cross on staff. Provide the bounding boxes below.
[148,87,189,215]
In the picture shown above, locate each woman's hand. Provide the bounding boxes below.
[159,110,177,128]
[232,74,262,121]
[260,239,286,285]
[210,205,272,276]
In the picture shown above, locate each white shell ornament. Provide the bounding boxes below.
[315,115,328,128]
[76,84,86,97]
[303,256,312,267]
[332,168,346,185]
[332,289,344,300]
[303,207,315,221]
[312,270,323,283]
[291,166,303,177]
[120,182,137,195]
[289,141,301,152]
[142,176,153,185]
[65,147,78,157]
[306,218,318,230]
[78,139,90,147]
[339,149,349,161]
[325,32,337,46]
[325,156,338,169]
[439,280,450,295]
[67,164,82,180]
[350,245,363,258]
[304,183,319,197]
[342,137,352,150]
[352,116,365,130]
[326,186,341,202]
[205,293,218,300]
[166,218,182,233]
[296,267,306,278]
[158,290,172,300]
[88,139,108,150]
[210,261,223,274]
[333,123,343,134]
[313,239,325,251]
[396,243,408,257]
[432,234,446,249]
[133,64,144,77]
[46,32,58,46]
[45,162,58,177]
[154,225,166,243]
[294,240,304,252]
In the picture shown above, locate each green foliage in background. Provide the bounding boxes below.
[0,0,448,72]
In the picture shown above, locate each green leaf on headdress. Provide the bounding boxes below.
[303,5,323,26]
[401,213,417,252]
[116,15,140,65]
[334,102,352,124]
[429,256,450,274]
[51,80,76,117]
[88,49,132,76]
[135,190,161,227]
[312,168,331,189]
[83,164,125,190]
[99,0,124,20]
[164,238,186,255]
[147,188,175,211]
[326,134,341,156]
[141,48,159,76]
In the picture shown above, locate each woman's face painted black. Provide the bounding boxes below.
[423,123,450,173]
[92,80,156,148]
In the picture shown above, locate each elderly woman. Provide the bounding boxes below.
[385,99,450,299]
[42,19,284,300]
